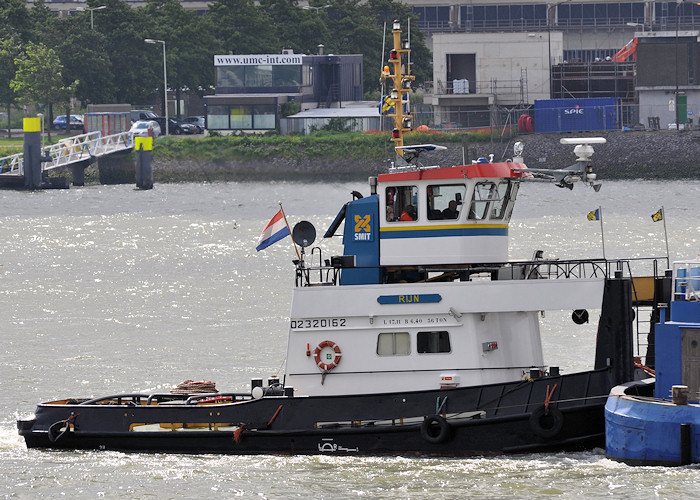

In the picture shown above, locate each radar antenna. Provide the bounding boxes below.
[513,137,605,191]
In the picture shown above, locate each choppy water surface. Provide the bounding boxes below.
[1,180,698,498]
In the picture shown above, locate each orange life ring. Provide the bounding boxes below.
[313,340,342,371]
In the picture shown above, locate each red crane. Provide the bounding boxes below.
[612,38,638,63]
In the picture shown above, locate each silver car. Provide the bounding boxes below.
[129,120,161,138]
[184,116,206,133]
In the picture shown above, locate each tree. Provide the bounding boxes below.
[207,0,281,54]
[48,15,116,105]
[140,0,218,117]
[27,0,56,44]
[0,0,33,43]
[0,37,22,138]
[95,0,158,104]
[339,0,432,96]
[260,0,330,55]
[11,42,77,140]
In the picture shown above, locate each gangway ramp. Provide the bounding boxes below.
[0,130,133,181]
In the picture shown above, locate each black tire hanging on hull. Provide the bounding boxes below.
[420,415,451,444]
[529,405,564,438]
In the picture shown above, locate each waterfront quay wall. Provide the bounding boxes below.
[143,130,699,182]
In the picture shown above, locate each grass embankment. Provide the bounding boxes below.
[152,128,498,163]
[4,128,513,183]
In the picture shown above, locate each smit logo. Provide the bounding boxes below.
[354,215,372,241]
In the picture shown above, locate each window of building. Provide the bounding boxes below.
[466,4,546,29]
[412,6,450,28]
[417,331,451,353]
[253,105,276,129]
[207,104,277,130]
[426,184,466,220]
[230,105,253,129]
[558,3,645,26]
[246,65,273,87]
[385,186,418,222]
[273,65,302,86]
[215,65,301,89]
[216,67,244,88]
[302,64,313,87]
[207,105,230,129]
[377,332,411,355]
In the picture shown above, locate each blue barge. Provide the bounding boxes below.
[605,261,700,466]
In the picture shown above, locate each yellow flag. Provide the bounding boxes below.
[587,209,600,221]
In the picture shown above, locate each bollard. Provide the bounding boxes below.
[23,117,44,190]
[134,136,153,190]
[671,385,689,405]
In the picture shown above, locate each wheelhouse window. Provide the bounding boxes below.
[469,181,513,220]
[385,186,418,222]
[417,331,451,354]
[377,332,410,355]
[427,184,466,220]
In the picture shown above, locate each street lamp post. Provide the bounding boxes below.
[626,21,645,33]
[546,1,570,98]
[547,8,553,98]
[675,0,683,130]
[144,39,168,136]
[75,5,107,30]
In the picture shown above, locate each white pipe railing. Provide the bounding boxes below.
[0,131,134,177]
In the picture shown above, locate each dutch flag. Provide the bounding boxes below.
[256,209,291,251]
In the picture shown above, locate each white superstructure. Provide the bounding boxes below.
[284,149,607,397]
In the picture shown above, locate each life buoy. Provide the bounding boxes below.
[420,414,451,444]
[529,405,564,438]
[313,340,342,371]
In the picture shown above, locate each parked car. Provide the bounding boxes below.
[183,116,206,133]
[129,120,161,138]
[130,109,158,123]
[53,114,84,130]
[153,116,197,135]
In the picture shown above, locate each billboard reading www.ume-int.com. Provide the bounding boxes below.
[214,54,303,66]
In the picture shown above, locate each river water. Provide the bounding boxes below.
[1,179,698,498]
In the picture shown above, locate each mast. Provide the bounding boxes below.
[382,20,414,156]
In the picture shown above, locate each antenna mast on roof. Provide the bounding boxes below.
[381,20,414,157]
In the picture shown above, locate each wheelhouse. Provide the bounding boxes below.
[328,161,526,285]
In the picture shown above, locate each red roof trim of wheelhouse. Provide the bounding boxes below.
[377,163,526,183]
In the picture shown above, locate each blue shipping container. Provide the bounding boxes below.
[534,98,620,133]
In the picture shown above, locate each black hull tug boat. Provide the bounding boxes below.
[18,20,664,456]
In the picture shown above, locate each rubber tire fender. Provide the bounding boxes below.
[529,405,564,438]
[420,414,451,444]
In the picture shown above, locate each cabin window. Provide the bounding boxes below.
[377,332,411,355]
[426,184,466,220]
[492,181,514,219]
[417,331,451,353]
[468,181,511,220]
[385,186,418,222]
